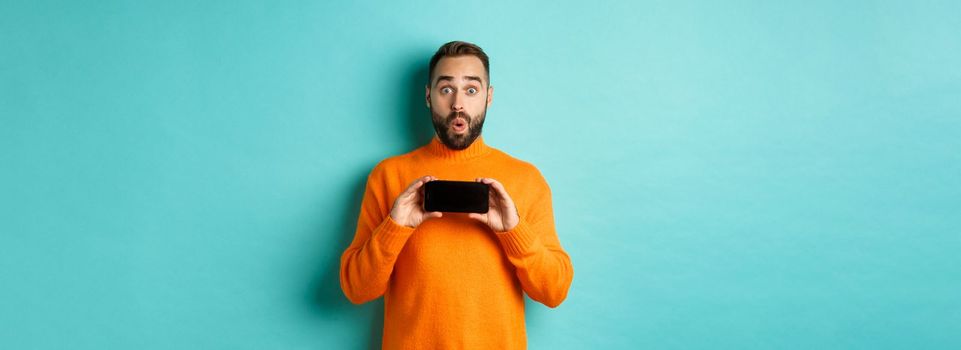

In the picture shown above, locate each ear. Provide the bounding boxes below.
[425,85,431,108]
[487,85,494,107]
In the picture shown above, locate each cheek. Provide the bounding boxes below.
[430,94,449,107]
[430,96,448,110]
[471,99,488,111]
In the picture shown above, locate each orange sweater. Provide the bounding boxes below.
[340,136,574,349]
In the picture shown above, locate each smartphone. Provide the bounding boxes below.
[423,180,490,213]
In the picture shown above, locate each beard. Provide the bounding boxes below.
[430,107,486,150]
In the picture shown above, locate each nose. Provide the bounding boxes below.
[450,93,464,112]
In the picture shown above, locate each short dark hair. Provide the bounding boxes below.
[427,41,490,87]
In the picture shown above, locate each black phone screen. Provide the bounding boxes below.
[423,180,490,213]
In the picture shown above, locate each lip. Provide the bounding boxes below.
[450,117,468,133]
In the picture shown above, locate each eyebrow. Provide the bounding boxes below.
[435,75,485,86]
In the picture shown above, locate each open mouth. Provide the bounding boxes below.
[451,117,468,133]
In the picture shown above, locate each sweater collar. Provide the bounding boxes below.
[425,135,492,161]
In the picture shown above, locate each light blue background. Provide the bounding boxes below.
[2,1,959,349]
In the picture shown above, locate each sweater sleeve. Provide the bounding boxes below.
[339,168,414,305]
[494,172,574,308]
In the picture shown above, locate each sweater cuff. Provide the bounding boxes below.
[374,215,416,252]
[495,219,540,257]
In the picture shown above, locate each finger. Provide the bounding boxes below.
[477,178,499,204]
[426,211,443,219]
[402,175,432,196]
[467,213,486,222]
[403,177,426,194]
[485,178,505,192]
[482,178,510,200]
[419,175,439,194]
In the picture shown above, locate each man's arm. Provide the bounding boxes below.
[471,174,574,308]
[339,173,439,304]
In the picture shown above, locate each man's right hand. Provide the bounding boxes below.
[389,175,443,228]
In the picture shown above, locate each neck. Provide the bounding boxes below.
[425,135,492,161]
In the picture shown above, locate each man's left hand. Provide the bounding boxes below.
[468,178,519,232]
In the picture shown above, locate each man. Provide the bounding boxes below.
[340,41,573,350]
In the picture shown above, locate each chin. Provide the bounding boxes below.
[446,135,470,149]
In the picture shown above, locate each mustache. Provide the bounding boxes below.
[446,111,471,125]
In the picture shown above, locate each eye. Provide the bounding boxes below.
[441,87,453,94]
[467,87,478,95]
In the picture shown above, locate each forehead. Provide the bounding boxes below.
[432,56,487,85]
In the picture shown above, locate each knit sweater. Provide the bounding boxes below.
[340,136,574,350]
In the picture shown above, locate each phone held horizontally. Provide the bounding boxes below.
[423,180,490,214]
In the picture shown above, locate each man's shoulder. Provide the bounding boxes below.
[366,151,416,179]
[490,147,547,182]
[366,141,437,180]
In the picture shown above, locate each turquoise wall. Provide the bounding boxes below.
[2,1,959,349]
